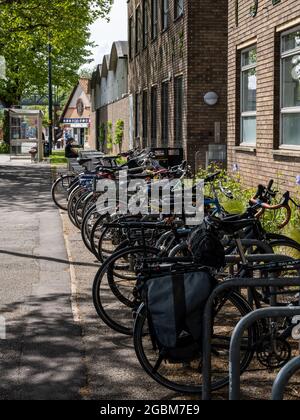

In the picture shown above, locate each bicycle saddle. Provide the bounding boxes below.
[78,158,92,165]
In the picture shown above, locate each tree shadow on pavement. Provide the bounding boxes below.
[0,293,85,400]
[0,165,53,212]
[0,249,99,268]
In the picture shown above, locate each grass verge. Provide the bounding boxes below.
[50,150,67,167]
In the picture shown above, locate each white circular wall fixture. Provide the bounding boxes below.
[204,92,219,106]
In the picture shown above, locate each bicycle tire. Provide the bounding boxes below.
[92,245,161,335]
[51,174,76,211]
[134,293,255,394]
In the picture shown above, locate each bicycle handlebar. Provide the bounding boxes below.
[250,191,291,229]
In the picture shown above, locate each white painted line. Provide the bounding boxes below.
[60,211,81,323]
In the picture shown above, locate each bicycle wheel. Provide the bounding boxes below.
[81,204,99,253]
[90,213,116,259]
[134,291,255,394]
[51,175,76,211]
[67,185,85,228]
[263,240,300,305]
[97,215,145,263]
[74,191,92,228]
[92,246,161,335]
[269,239,300,260]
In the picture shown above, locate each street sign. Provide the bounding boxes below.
[63,118,90,124]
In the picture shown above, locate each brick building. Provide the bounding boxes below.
[228,1,300,190]
[60,78,96,149]
[127,0,228,170]
[91,41,131,154]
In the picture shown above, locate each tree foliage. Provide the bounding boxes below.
[0,0,113,106]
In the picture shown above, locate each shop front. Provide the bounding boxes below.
[62,118,90,147]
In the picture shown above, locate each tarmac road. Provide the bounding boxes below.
[0,159,178,401]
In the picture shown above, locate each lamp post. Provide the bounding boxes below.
[48,39,53,155]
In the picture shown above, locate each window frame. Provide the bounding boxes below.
[129,16,134,60]
[142,90,148,148]
[174,0,184,20]
[161,80,169,146]
[135,93,140,139]
[240,45,257,146]
[143,0,149,48]
[135,6,141,55]
[151,86,158,147]
[174,75,184,146]
[162,0,169,32]
[151,0,158,40]
[280,26,300,149]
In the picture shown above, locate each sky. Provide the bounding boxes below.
[89,0,128,67]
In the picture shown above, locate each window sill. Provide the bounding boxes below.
[234,145,256,153]
[273,149,300,158]
[174,13,184,23]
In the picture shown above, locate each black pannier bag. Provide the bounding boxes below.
[187,221,225,269]
[144,269,217,362]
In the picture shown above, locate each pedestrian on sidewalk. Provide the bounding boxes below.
[65,138,79,159]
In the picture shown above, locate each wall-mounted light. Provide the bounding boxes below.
[204,92,219,106]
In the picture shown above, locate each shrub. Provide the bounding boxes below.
[197,165,300,239]
[106,121,113,150]
[114,120,124,146]
[0,142,9,154]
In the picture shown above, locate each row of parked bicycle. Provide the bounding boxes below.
[52,148,300,399]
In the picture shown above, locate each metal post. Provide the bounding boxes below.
[272,356,300,400]
[201,273,300,400]
[48,39,53,156]
[229,307,300,400]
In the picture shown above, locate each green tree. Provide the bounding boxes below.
[0,0,113,106]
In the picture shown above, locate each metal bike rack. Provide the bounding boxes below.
[229,307,300,400]
[202,274,300,400]
[272,356,300,400]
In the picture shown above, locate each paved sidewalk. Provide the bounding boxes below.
[60,213,182,400]
[0,161,85,400]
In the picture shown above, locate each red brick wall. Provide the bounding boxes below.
[228,1,300,191]
[99,96,130,154]
[128,0,228,171]
[186,0,228,168]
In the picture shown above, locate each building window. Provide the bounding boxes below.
[151,0,158,40]
[135,93,140,139]
[162,0,169,31]
[281,28,300,146]
[151,86,157,146]
[129,17,134,60]
[161,81,169,146]
[240,46,257,145]
[143,1,148,48]
[135,6,141,54]
[175,76,184,146]
[175,0,184,19]
[142,91,148,147]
